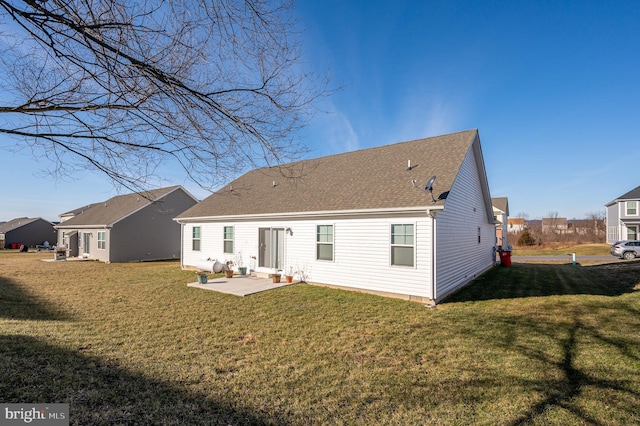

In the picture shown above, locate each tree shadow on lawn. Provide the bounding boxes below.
[445,260,640,303]
[0,334,284,425]
[0,275,70,321]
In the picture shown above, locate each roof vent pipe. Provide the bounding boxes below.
[407,160,411,170]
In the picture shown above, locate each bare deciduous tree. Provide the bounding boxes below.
[0,0,326,193]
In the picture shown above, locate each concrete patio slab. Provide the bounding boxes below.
[187,274,293,296]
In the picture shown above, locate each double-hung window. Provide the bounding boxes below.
[317,225,334,261]
[626,201,638,216]
[223,226,234,253]
[192,227,201,251]
[391,224,414,267]
[97,231,106,250]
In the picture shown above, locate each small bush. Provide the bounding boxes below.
[518,230,536,246]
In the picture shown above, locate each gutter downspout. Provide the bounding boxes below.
[179,223,184,269]
[429,210,438,304]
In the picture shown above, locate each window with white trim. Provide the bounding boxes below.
[628,226,638,240]
[316,225,334,261]
[626,201,638,216]
[223,226,234,253]
[97,231,106,250]
[192,227,201,251]
[391,224,414,267]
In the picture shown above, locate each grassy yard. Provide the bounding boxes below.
[512,243,610,256]
[1,252,639,425]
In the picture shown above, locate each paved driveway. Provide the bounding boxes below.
[511,255,616,263]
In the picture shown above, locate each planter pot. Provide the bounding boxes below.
[197,273,208,284]
[224,269,234,278]
[285,275,293,283]
[238,266,247,276]
[272,274,281,283]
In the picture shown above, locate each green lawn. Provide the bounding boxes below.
[1,251,639,425]
[512,243,610,256]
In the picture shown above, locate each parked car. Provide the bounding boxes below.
[610,240,640,260]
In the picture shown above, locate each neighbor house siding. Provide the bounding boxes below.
[435,147,495,300]
[109,189,194,262]
[182,214,435,299]
[606,204,620,243]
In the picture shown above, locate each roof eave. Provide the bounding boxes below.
[175,205,446,223]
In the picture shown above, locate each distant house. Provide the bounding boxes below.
[55,186,198,262]
[542,217,568,234]
[176,129,496,304]
[605,185,640,243]
[0,217,56,249]
[492,197,509,248]
[507,218,526,234]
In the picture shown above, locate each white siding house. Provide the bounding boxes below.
[176,130,496,304]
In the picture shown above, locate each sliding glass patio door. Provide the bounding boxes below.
[258,228,284,270]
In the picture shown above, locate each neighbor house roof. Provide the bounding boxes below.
[605,185,640,206]
[492,197,509,215]
[0,217,49,233]
[56,186,186,228]
[177,129,490,220]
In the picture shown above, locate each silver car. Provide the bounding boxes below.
[610,240,640,260]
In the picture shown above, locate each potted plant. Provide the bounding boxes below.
[235,252,247,276]
[285,266,294,283]
[196,271,209,284]
[224,260,234,278]
[271,268,281,283]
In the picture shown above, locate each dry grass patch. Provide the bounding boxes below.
[1,252,639,425]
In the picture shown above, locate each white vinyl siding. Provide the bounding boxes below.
[316,225,334,261]
[223,226,234,253]
[435,145,495,301]
[181,216,434,299]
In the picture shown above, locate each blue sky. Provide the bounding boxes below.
[1,0,639,222]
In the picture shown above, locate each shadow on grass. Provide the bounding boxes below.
[492,305,640,425]
[0,334,284,425]
[0,275,70,321]
[445,260,640,303]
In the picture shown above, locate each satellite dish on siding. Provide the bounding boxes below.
[424,175,436,192]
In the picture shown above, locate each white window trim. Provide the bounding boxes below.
[192,226,201,252]
[390,223,416,267]
[97,231,106,250]
[223,225,234,254]
[316,224,334,262]
[625,201,638,216]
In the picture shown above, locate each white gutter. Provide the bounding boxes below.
[54,224,111,230]
[429,210,438,303]
[174,205,445,223]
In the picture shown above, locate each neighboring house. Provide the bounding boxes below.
[176,129,496,304]
[605,185,640,243]
[0,217,57,248]
[492,197,509,249]
[55,186,198,262]
[542,217,568,234]
[507,218,526,234]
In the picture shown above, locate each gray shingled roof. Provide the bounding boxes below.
[605,185,640,206]
[56,186,183,227]
[492,197,509,215]
[0,217,46,232]
[178,130,480,219]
